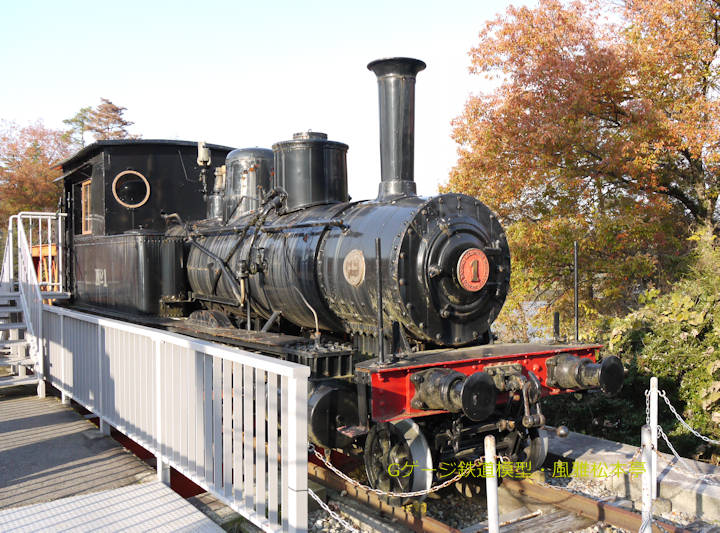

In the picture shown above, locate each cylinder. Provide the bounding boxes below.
[273,131,348,212]
[160,236,187,302]
[308,381,359,449]
[367,57,426,198]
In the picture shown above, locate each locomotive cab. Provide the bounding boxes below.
[58,140,233,315]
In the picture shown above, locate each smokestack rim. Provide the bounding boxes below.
[367,57,426,78]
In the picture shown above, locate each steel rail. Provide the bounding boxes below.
[501,478,689,533]
[308,462,461,533]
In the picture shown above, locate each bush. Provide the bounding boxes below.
[545,227,720,462]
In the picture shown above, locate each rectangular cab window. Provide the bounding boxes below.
[81,179,91,234]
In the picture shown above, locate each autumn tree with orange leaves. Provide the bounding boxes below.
[445,0,720,340]
[0,122,73,231]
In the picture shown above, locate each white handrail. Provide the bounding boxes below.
[10,212,66,292]
[0,227,13,292]
[16,219,44,393]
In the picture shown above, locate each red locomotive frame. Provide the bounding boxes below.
[358,344,601,422]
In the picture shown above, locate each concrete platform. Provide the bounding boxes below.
[0,384,155,509]
[0,481,223,532]
[546,427,720,523]
[0,384,222,531]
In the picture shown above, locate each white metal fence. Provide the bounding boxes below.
[1,212,66,293]
[42,304,310,533]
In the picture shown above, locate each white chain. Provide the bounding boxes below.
[308,488,361,533]
[645,387,720,485]
[309,444,509,499]
[655,426,720,484]
[657,390,720,445]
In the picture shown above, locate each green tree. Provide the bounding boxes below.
[62,106,92,148]
[445,0,720,339]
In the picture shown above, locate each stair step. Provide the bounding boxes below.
[0,339,27,347]
[0,358,34,367]
[0,306,22,313]
[0,375,36,388]
[0,322,26,331]
[0,291,19,298]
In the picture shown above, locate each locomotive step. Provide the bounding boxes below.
[0,306,23,313]
[40,291,71,300]
[0,323,26,331]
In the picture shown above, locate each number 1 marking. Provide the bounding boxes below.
[471,259,480,283]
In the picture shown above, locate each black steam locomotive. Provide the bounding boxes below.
[57,57,623,496]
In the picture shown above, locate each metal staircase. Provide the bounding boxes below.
[0,212,69,393]
[0,290,36,387]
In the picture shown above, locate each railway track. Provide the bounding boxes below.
[309,461,690,533]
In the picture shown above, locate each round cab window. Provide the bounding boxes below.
[112,170,150,208]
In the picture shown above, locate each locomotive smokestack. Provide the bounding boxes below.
[367,57,426,199]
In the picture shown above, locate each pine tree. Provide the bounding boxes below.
[62,106,92,148]
[86,98,138,140]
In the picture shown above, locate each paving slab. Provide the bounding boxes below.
[0,384,155,510]
[0,480,222,532]
[546,428,720,523]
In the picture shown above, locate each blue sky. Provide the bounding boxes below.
[0,0,523,200]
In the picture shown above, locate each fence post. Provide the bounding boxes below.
[485,435,499,533]
[9,218,14,287]
[97,324,111,436]
[60,313,69,404]
[36,316,45,398]
[286,375,308,533]
[649,377,658,500]
[640,425,652,533]
[37,276,45,398]
[155,339,170,484]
